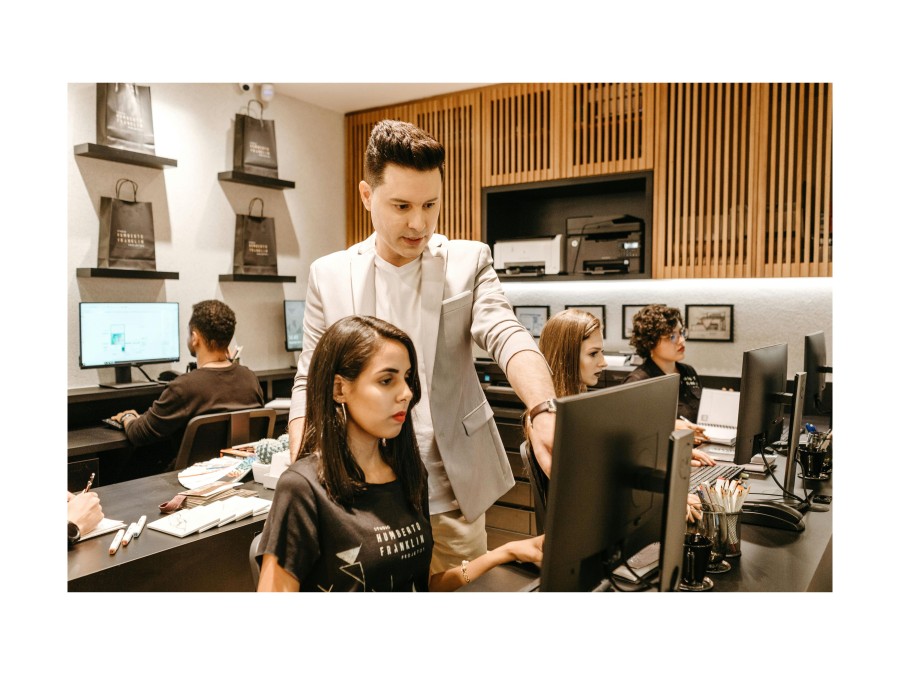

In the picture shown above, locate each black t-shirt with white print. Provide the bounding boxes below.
[258,454,433,592]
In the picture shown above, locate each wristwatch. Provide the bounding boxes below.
[121,412,137,425]
[67,521,80,548]
[523,399,557,427]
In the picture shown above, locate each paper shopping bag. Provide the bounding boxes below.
[233,99,278,177]
[233,198,277,275]
[98,178,156,270]
[96,83,156,154]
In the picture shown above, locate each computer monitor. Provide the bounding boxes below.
[539,374,693,592]
[733,343,788,466]
[803,331,832,417]
[79,302,180,387]
[284,300,306,352]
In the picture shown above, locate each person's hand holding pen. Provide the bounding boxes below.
[67,489,103,537]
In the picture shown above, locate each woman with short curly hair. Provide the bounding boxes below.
[624,304,714,467]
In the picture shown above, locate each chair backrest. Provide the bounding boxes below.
[249,532,263,590]
[174,408,276,470]
[520,440,550,535]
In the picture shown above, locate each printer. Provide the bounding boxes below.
[566,214,644,276]
[493,234,564,276]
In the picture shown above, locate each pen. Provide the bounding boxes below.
[109,528,125,555]
[134,515,147,538]
[82,472,95,493]
[122,522,138,546]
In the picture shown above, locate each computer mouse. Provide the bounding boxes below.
[741,501,806,532]
[157,369,180,382]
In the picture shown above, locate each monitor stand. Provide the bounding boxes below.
[775,371,811,513]
[99,365,159,389]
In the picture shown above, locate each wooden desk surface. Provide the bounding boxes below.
[68,471,271,592]
[459,457,833,592]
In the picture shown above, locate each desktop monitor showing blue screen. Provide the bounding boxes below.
[803,331,832,417]
[79,302,180,387]
[284,300,306,351]
[733,343,788,465]
[539,374,693,592]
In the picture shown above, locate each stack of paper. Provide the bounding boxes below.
[697,388,741,445]
[146,495,272,538]
[80,518,127,541]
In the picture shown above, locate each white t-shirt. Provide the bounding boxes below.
[374,254,457,514]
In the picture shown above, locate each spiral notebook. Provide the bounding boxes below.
[697,388,741,446]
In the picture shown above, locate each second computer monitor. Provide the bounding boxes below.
[539,374,688,592]
[733,343,788,465]
[284,300,306,352]
[803,331,831,416]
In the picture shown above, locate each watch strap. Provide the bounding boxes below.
[523,399,557,427]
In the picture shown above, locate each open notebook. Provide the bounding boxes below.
[697,388,740,446]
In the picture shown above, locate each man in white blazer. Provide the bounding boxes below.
[289,120,556,575]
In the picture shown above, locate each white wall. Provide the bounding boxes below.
[67,83,346,387]
[499,276,832,379]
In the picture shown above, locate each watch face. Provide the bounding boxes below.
[68,521,80,543]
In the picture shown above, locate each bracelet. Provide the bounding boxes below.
[461,559,471,584]
[122,412,137,424]
[523,399,557,427]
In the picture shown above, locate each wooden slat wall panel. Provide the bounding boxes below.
[409,91,482,242]
[564,83,654,177]
[756,83,832,277]
[653,83,756,278]
[482,83,559,186]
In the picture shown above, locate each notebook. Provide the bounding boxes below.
[696,388,741,445]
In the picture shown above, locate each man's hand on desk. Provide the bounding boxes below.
[111,410,139,429]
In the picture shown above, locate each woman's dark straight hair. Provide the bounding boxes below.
[300,315,427,513]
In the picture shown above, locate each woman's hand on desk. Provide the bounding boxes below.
[686,493,702,523]
[690,448,716,467]
[676,418,710,447]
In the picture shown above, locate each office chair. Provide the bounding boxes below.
[519,440,549,535]
[174,408,276,470]
[249,532,263,590]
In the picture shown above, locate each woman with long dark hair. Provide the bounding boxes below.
[257,315,543,591]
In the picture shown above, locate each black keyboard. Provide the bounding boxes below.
[101,417,124,430]
[689,463,743,491]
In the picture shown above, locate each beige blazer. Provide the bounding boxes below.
[291,234,542,520]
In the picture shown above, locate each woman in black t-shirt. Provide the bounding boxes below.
[623,304,715,468]
[257,315,543,592]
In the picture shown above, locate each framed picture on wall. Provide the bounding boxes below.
[514,305,550,339]
[565,305,607,339]
[621,304,650,339]
[685,304,734,342]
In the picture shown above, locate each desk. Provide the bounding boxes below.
[68,471,270,592]
[459,457,833,592]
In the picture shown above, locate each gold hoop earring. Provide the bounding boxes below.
[341,402,347,420]
[380,438,387,448]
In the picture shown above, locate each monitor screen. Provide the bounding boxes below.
[733,343,788,465]
[803,331,830,416]
[79,302,180,372]
[284,300,306,351]
[539,374,689,592]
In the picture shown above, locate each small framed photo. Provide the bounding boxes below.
[621,304,650,339]
[685,304,734,342]
[514,305,550,338]
[565,305,606,339]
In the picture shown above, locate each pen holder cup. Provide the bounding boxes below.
[680,533,714,591]
[695,506,732,573]
[798,448,827,478]
[723,511,742,557]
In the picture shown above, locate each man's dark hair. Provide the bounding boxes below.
[363,119,445,188]
[189,300,236,351]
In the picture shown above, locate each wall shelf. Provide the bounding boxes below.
[77,267,179,280]
[219,273,296,283]
[74,143,177,169]
[218,171,295,190]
